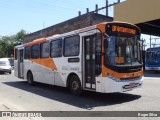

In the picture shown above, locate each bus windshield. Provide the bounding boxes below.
[146,50,160,65]
[104,34,142,67]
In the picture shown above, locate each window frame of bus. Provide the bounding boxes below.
[63,35,80,57]
[31,44,40,59]
[50,38,63,58]
[40,42,50,58]
[24,46,31,59]
[95,32,102,75]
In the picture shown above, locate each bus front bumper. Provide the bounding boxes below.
[96,76,143,93]
[145,66,160,71]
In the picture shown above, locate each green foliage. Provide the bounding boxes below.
[0,29,27,58]
[15,30,26,44]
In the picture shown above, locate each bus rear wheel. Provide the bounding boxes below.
[69,75,82,95]
[27,71,34,85]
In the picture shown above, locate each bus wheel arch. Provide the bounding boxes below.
[27,70,34,85]
[67,73,82,95]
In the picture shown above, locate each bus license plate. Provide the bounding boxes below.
[129,83,136,88]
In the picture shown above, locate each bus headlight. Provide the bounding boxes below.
[108,74,121,82]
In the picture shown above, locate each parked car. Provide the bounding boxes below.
[0,58,14,74]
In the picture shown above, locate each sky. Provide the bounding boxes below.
[0,0,124,36]
[0,0,159,49]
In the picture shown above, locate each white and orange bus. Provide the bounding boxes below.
[14,22,143,94]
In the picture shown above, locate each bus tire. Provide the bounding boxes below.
[27,71,34,86]
[69,75,82,95]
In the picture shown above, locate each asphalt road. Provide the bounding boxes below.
[0,71,160,120]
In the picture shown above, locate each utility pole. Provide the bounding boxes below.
[150,35,152,48]
[95,4,98,14]
[78,11,81,16]
[78,0,120,16]
[106,0,108,16]
[142,39,144,51]
[86,8,89,13]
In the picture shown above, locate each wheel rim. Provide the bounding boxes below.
[72,81,79,90]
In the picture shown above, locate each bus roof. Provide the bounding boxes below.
[146,47,160,51]
[15,21,140,48]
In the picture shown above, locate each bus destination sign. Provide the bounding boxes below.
[112,25,136,35]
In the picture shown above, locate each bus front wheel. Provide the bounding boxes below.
[69,75,82,95]
[27,71,34,85]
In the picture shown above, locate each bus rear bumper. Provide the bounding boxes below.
[96,77,143,93]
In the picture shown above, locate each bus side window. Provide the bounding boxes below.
[64,35,80,57]
[41,42,49,58]
[24,46,31,59]
[50,39,62,58]
[31,44,40,59]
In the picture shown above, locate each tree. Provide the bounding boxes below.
[0,40,6,57]
[15,30,27,45]
[0,29,27,58]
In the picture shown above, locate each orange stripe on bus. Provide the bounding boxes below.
[30,58,58,71]
[102,67,143,79]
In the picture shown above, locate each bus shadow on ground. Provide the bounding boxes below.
[3,81,141,110]
[144,70,160,78]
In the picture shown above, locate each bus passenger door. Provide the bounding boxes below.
[17,49,24,78]
[83,35,96,90]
